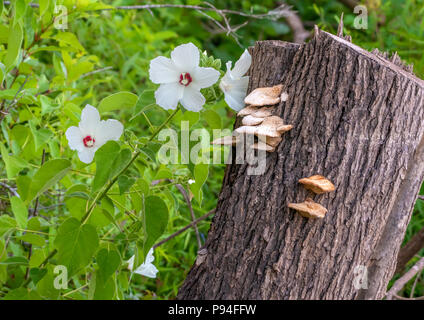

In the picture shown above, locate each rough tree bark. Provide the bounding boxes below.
[178,28,424,300]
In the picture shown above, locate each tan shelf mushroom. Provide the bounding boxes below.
[298,175,335,194]
[288,198,328,219]
[258,135,282,148]
[242,115,265,126]
[252,142,275,152]
[237,106,273,118]
[211,136,239,146]
[244,84,283,107]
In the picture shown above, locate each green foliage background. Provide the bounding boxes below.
[0,0,423,299]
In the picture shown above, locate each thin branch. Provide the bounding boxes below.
[153,209,215,249]
[80,66,113,78]
[396,224,424,273]
[0,182,19,197]
[386,256,424,300]
[175,183,202,249]
[4,1,293,20]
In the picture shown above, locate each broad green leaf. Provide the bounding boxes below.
[0,256,28,266]
[36,267,60,299]
[91,273,116,300]
[202,109,222,129]
[13,0,27,24]
[29,268,47,285]
[54,218,99,276]
[153,168,173,180]
[52,32,85,52]
[39,0,50,17]
[26,159,71,203]
[96,248,121,282]
[16,175,31,201]
[4,22,23,71]
[10,196,28,229]
[17,234,45,247]
[142,195,168,259]
[0,143,25,179]
[0,215,17,236]
[29,120,53,151]
[189,163,209,205]
[3,288,41,300]
[110,148,132,179]
[92,141,120,193]
[117,175,135,195]
[98,91,138,113]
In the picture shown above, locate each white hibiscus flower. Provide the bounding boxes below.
[127,248,159,279]
[65,104,123,164]
[149,42,220,112]
[219,49,252,111]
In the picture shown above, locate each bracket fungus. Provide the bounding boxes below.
[252,142,275,152]
[299,175,335,194]
[211,135,239,146]
[237,106,273,118]
[244,84,283,107]
[288,198,328,219]
[241,114,265,126]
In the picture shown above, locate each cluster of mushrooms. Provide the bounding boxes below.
[212,84,292,152]
[211,83,336,219]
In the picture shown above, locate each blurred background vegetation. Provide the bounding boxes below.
[1,0,424,299]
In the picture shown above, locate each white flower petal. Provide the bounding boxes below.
[129,249,158,279]
[79,104,100,134]
[192,67,220,89]
[134,263,158,278]
[231,49,251,78]
[127,255,135,270]
[145,248,155,264]
[220,76,249,111]
[65,126,84,152]
[77,149,96,164]
[171,43,199,72]
[149,56,180,84]
[95,119,124,147]
[180,86,206,112]
[155,82,184,110]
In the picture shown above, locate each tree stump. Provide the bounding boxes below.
[178,28,424,300]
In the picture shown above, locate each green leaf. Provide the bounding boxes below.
[29,120,52,151]
[143,195,168,259]
[96,248,121,282]
[26,159,71,203]
[16,175,31,201]
[17,233,45,247]
[0,256,28,266]
[52,32,85,52]
[3,288,41,300]
[0,143,25,179]
[202,109,222,129]
[29,268,47,285]
[10,196,28,229]
[110,148,132,179]
[0,215,16,236]
[54,218,99,276]
[98,91,138,113]
[117,175,135,195]
[189,163,209,205]
[4,22,23,71]
[92,272,116,300]
[92,141,120,193]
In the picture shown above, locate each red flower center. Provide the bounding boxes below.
[83,135,95,148]
[179,72,192,86]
